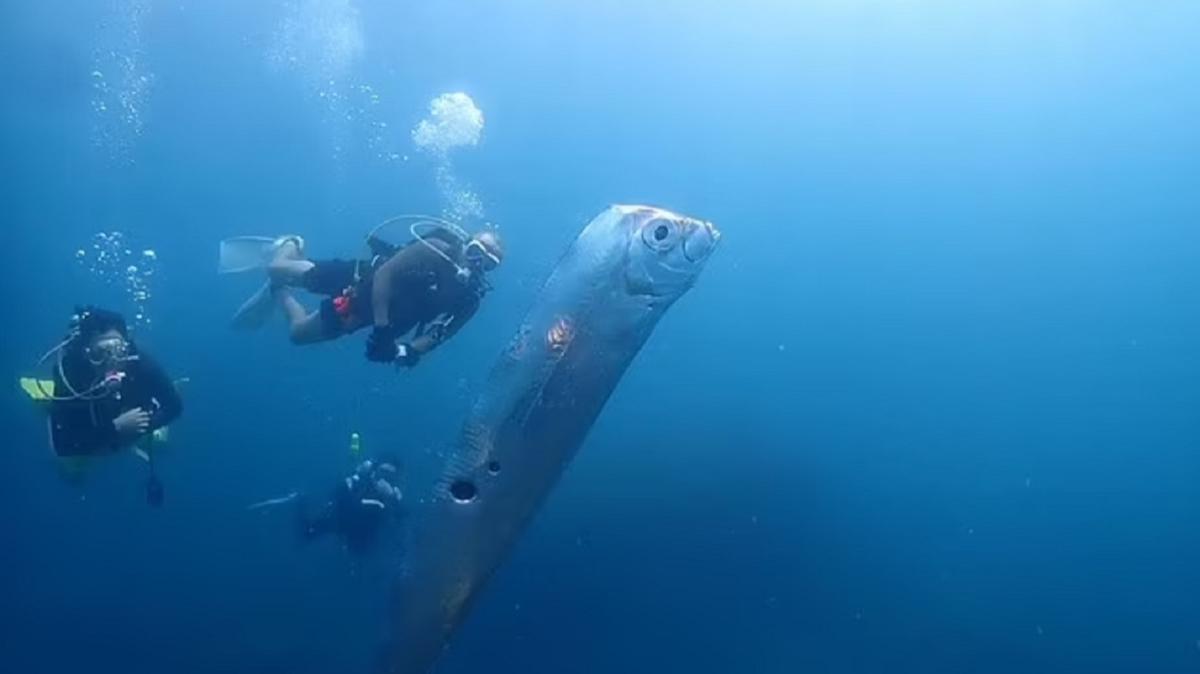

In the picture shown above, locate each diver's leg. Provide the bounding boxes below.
[232,240,315,331]
[277,290,343,345]
[231,280,278,330]
[247,492,299,511]
[268,239,315,287]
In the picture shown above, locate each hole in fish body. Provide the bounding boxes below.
[450,480,477,503]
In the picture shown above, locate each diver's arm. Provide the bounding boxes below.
[410,298,479,357]
[137,354,183,430]
[370,253,402,330]
[366,250,415,363]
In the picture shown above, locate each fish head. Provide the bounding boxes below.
[620,205,721,299]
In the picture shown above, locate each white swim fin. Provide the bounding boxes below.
[218,235,304,274]
[231,280,277,331]
[247,491,299,511]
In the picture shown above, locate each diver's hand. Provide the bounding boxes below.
[375,478,402,503]
[394,342,420,369]
[114,408,151,437]
[366,327,399,363]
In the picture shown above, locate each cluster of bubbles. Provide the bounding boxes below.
[327,83,407,164]
[90,0,153,162]
[269,0,365,85]
[412,92,485,157]
[354,84,406,163]
[434,164,485,223]
[75,232,159,328]
[265,5,486,214]
[413,92,487,223]
[268,0,400,162]
[267,1,437,167]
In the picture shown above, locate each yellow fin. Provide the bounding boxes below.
[20,377,55,402]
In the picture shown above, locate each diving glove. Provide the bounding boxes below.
[366,326,399,363]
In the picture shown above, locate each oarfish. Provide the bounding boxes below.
[385,205,721,673]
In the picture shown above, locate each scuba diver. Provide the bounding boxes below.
[221,216,504,367]
[249,458,404,555]
[34,307,183,505]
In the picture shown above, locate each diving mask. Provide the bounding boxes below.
[465,239,501,272]
[87,335,132,368]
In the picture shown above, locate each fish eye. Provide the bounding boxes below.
[642,219,678,250]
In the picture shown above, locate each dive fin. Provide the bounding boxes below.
[218,235,304,274]
[231,280,277,331]
[20,377,55,403]
[247,492,299,511]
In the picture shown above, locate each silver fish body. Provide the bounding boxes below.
[385,205,720,673]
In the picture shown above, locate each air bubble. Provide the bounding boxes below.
[413,92,484,156]
[412,93,487,223]
[91,0,153,162]
[77,230,158,328]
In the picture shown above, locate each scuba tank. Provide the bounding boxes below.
[366,215,474,284]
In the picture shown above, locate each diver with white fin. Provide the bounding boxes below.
[219,217,503,367]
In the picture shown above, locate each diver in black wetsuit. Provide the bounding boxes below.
[46,307,183,457]
[230,222,504,368]
[297,459,404,555]
[42,307,183,505]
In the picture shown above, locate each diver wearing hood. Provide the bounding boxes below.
[299,459,403,555]
[247,458,404,556]
[45,307,183,458]
[224,218,504,368]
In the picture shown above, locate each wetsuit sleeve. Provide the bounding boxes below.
[371,243,437,330]
[410,295,480,356]
[136,354,183,431]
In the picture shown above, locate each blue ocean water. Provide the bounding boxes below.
[2,1,1199,672]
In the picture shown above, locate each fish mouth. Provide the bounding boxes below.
[626,275,671,298]
[683,220,721,263]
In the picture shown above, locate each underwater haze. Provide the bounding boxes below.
[2,1,1199,672]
